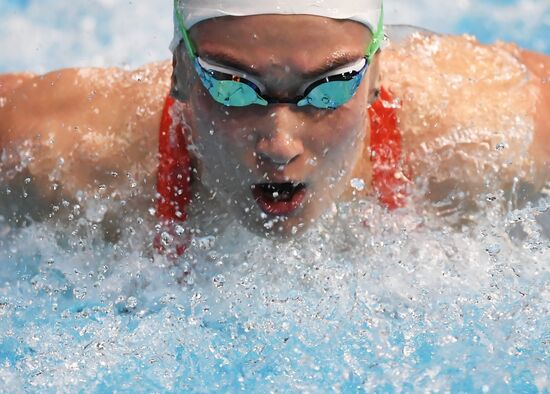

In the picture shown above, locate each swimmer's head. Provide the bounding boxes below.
[170,2,383,238]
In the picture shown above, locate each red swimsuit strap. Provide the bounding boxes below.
[156,96,191,221]
[155,96,192,256]
[368,87,409,210]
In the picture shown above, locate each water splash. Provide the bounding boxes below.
[1,1,549,391]
[0,193,548,392]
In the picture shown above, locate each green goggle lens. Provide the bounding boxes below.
[297,74,365,109]
[194,61,268,107]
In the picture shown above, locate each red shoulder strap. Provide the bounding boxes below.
[368,87,409,210]
[154,96,191,257]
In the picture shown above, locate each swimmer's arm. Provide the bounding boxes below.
[0,61,172,220]
[0,73,35,149]
[520,50,550,179]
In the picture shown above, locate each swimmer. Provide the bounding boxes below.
[0,0,549,251]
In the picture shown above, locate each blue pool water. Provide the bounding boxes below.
[1,1,549,393]
[1,201,549,392]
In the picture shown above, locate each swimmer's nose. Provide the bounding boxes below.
[256,108,304,166]
[256,136,304,166]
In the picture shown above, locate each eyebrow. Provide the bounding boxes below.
[199,51,259,75]
[304,53,365,78]
[199,50,364,79]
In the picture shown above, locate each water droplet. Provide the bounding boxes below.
[350,178,366,192]
[73,287,87,300]
[126,297,138,309]
[85,202,108,223]
[486,244,501,257]
[213,274,225,288]
[191,292,202,304]
[307,157,318,167]
[161,232,173,246]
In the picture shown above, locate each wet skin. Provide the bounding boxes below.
[0,20,549,240]
[173,15,378,237]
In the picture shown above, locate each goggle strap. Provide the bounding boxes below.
[366,2,384,60]
[174,0,197,59]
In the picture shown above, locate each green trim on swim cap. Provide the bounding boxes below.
[174,0,197,59]
[366,2,384,60]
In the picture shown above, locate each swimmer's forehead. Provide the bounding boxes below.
[189,15,373,77]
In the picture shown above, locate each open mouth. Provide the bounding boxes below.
[252,183,307,216]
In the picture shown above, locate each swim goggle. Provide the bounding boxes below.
[174,3,384,109]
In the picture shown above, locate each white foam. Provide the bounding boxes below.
[0,195,549,391]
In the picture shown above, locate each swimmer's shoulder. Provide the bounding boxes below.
[520,49,550,178]
[379,32,539,143]
[378,32,547,193]
[0,61,172,221]
[1,60,172,144]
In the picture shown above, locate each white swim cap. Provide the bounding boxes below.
[171,0,384,52]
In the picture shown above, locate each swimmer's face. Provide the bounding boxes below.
[174,15,378,238]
